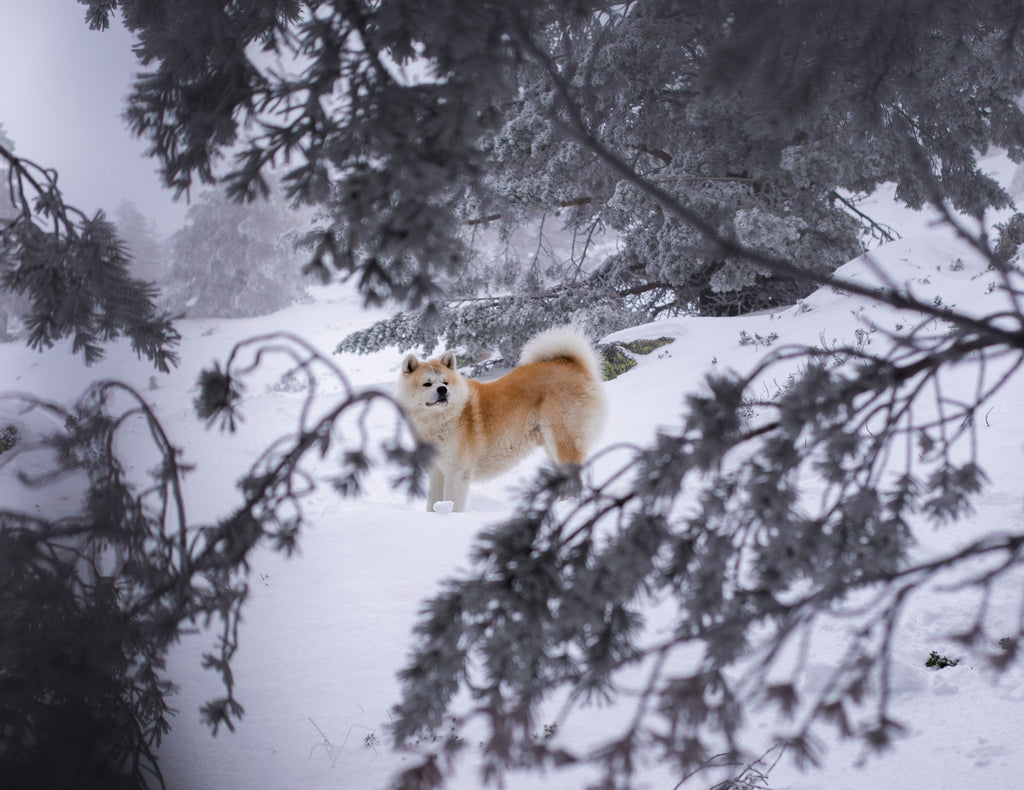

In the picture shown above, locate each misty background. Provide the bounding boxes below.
[0,0,184,232]
[0,0,323,325]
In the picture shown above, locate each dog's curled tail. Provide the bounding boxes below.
[519,325,604,381]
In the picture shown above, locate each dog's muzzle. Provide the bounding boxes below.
[428,385,448,406]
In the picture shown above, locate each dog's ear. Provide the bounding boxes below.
[440,349,457,370]
[401,354,420,375]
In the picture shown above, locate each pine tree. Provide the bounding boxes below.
[114,200,165,284]
[162,184,311,318]
[0,124,28,341]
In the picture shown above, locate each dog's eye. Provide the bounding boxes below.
[422,382,431,387]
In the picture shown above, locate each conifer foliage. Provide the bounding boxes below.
[0,337,427,787]
[342,0,1024,355]
[4,1,1024,787]
[0,143,179,371]
[84,0,1024,356]
[389,265,1024,785]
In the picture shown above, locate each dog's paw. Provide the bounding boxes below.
[432,500,455,514]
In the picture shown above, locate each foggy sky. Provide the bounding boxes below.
[0,0,187,234]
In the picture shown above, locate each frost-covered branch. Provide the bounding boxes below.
[516,27,1023,349]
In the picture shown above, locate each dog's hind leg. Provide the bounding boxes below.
[542,421,587,466]
[540,423,587,500]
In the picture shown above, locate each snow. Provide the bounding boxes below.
[3,155,1024,789]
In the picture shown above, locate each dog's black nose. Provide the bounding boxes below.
[436,385,447,396]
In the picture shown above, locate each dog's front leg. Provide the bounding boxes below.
[427,465,445,512]
[445,469,471,513]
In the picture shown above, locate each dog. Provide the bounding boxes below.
[396,326,606,512]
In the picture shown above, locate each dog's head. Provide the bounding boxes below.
[396,349,464,416]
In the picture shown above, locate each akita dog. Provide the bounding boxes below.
[396,326,606,512]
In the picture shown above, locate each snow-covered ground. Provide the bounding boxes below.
[3,154,1024,789]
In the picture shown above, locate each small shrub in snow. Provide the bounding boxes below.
[738,330,780,348]
[925,651,961,669]
[599,337,674,380]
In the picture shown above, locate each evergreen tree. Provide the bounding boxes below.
[162,184,311,318]
[0,124,27,341]
[341,0,1024,358]
[114,200,165,284]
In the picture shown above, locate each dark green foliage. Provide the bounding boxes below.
[194,362,243,430]
[86,0,503,311]
[738,331,780,349]
[925,652,961,669]
[994,213,1024,265]
[619,337,673,356]
[454,0,1024,341]
[598,344,637,380]
[5,2,1024,788]
[317,0,1024,353]
[74,0,1024,352]
[707,2,1024,215]
[1,387,183,787]
[337,284,639,364]
[0,528,167,789]
[5,214,179,369]
[598,337,674,380]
